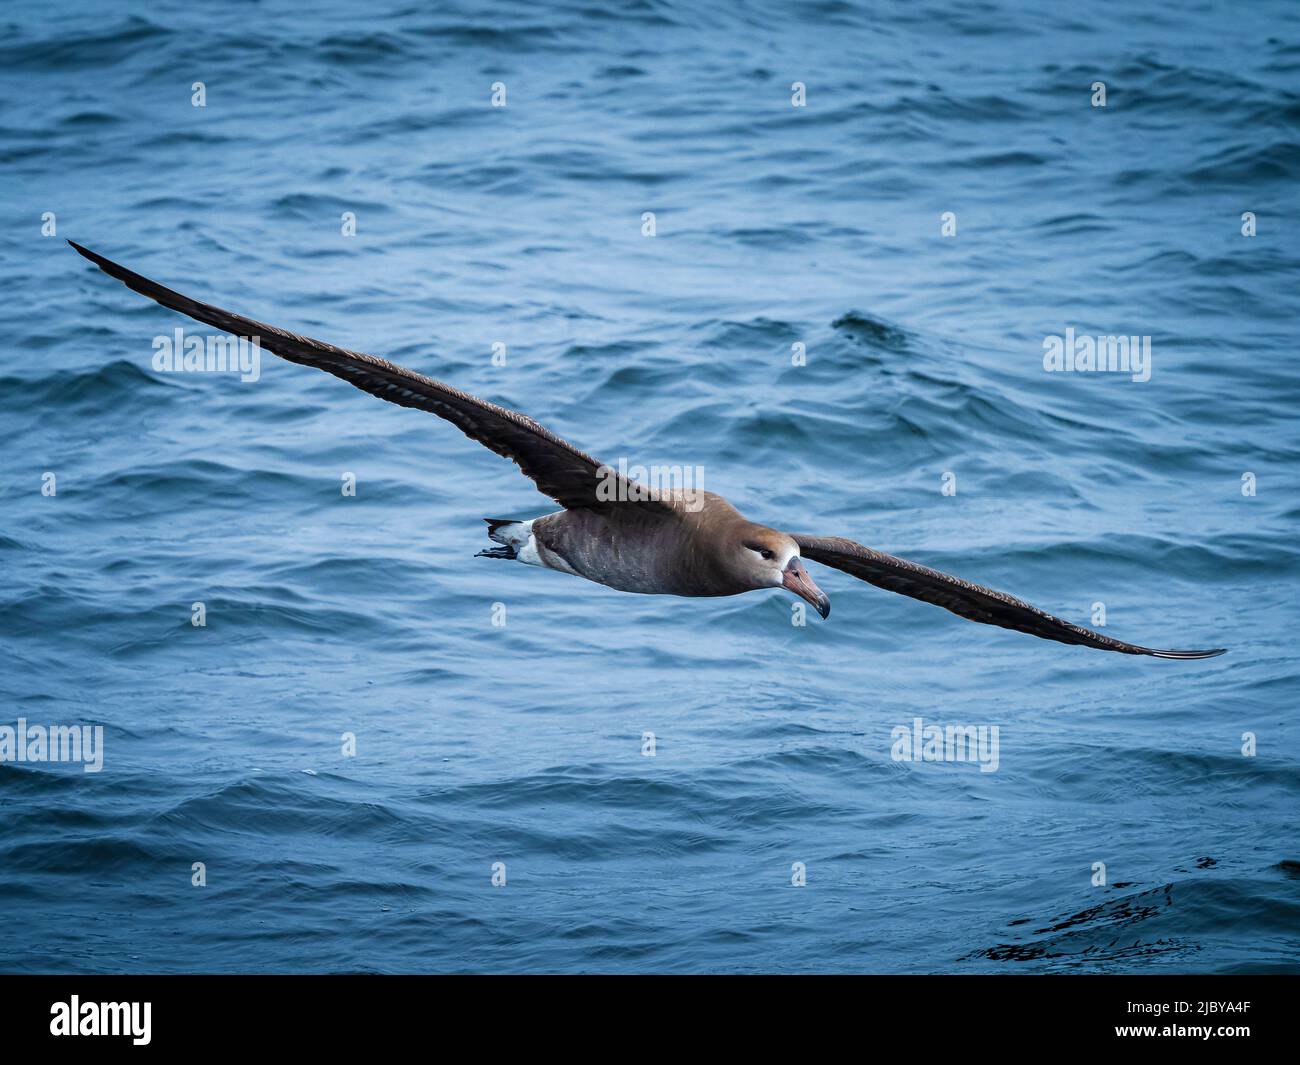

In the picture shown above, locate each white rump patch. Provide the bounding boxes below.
[502,519,543,567]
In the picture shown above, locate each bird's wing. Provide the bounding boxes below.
[791,533,1226,658]
[69,241,670,514]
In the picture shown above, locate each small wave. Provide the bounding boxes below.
[0,16,169,70]
[830,311,911,353]
[0,359,172,415]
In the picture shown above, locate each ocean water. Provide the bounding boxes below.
[2,0,1298,974]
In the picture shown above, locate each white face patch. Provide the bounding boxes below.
[741,539,797,588]
[762,546,798,587]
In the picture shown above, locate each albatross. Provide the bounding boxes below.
[68,241,1226,659]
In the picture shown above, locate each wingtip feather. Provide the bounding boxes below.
[1148,647,1229,660]
[68,240,111,271]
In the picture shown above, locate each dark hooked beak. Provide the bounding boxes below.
[782,557,830,619]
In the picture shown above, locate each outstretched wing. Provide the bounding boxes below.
[69,241,668,513]
[792,534,1226,659]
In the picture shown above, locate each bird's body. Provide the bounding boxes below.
[483,492,792,599]
[67,240,1226,660]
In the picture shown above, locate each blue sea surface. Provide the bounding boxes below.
[2,0,1298,973]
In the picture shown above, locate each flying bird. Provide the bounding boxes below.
[68,241,1226,659]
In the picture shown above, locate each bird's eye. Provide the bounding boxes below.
[745,541,776,561]
[761,549,774,560]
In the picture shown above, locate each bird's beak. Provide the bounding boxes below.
[783,557,830,619]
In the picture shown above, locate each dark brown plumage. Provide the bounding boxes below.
[68,241,1227,660]
[791,535,1222,658]
[66,240,667,516]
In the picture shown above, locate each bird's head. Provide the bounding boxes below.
[729,526,830,619]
